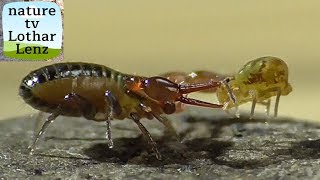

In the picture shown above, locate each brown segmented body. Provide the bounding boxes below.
[20,62,227,160]
[19,63,167,121]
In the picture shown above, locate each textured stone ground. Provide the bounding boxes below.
[0,108,319,179]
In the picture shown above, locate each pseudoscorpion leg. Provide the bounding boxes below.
[130,112,162,160]
[152,113,180,141]
[104,90,122,148]
[138,102,180,141]
[105,118,113,148]
[33,111,45,138]
[64,93,97,120]
[29,93,97,154]
[29,110,60,154]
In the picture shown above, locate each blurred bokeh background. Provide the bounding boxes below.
[0,0,319,121]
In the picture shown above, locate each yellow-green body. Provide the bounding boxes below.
[217,56,292,109]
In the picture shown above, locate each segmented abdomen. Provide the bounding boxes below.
[19,62,126,115]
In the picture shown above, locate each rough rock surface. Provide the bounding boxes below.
[0,108,319,179]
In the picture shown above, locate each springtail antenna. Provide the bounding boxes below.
[222,77,236,104]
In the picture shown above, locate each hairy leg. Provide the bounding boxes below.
[29,109,60,154]
[130,112,162,160]
[29,92,96,154]
[152,113,180,141]
[104,90,122,148]
[137,100,180,141]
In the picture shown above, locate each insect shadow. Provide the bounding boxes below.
[83,136,233,166]
[183,115,320,169]
[289,139,320,160]
[81,114,267,166]
[38,114,320,168]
